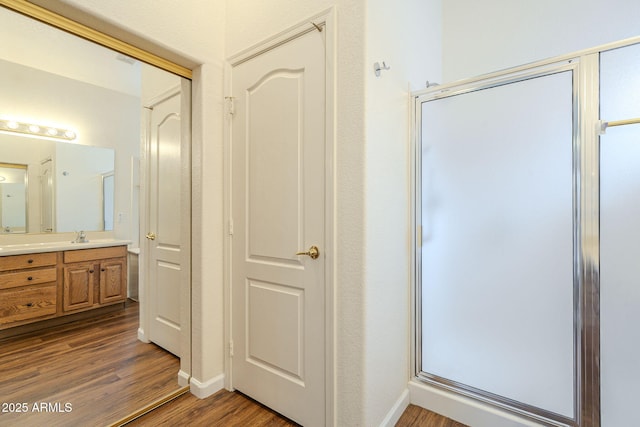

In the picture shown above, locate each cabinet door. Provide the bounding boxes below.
[63,264,95,311]
[99,259,126,304]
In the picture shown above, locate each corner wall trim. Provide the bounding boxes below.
[137,328,150,343]
[177,370,190,387]
[380,389,410,427]
[190,373,225,399]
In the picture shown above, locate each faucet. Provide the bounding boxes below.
[3,226,10,233]
[75,230,88,243]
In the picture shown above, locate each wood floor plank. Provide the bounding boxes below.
[0,300,469,426]
[0,301,181,427]
[128,390,468,427]
[396,404,469,427]
[127,390,300,427]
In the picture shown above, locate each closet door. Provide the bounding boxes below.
[418,70,575,419]
[600,42,640,427]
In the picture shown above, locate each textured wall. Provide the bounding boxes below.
[364,1,441,424]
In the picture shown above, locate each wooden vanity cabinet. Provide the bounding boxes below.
[99,259,127,304]
[63,246,127,313]
[63,263,95,311]
[0,252,59,327]
[0,245,127,330]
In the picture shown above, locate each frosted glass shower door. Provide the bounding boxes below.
[419,71,575,417]
[600,43,640,427]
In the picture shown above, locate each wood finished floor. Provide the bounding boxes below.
[129,389,469,427]
[0,300,181,427]
[396,404,469,427]
[0,300,468,427]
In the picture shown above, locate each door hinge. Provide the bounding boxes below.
[229,340,234,357]
[224,96,235,116]
[228,219,234,236]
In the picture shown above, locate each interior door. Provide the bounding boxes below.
[231,27,326,426]
[40,158,53,233]
[146,90,182,356]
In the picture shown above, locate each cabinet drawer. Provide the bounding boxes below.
[64,246,127,263]
[0,268,57,290]
[0,252,57,272]
[0,284,57,325]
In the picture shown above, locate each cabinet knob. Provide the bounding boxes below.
[27,276,33,281]
[101,268,105,272]
[26,302,34,307]
[27,259,34,264]
[89,270,94,273]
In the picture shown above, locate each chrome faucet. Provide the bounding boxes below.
[75,230,88,243]
[3,226,9,233]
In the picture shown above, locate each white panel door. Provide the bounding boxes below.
[147,91,182,356]
[231,27,326,426]
[40,159,53,233]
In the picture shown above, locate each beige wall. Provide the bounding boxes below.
[364,1,441,424]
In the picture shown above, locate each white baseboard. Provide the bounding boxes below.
[380,389,410,427]
[408,381,544,427]
[190,373,225,399]
[177,370,190,387]
[137,327,150,343]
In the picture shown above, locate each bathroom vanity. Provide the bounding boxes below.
[0,240,129,332]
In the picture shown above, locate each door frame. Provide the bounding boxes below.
[139,83,192,385]
[224,7,336,425]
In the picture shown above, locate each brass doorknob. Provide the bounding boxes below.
[296,245,320,260]
[145,232,156,240]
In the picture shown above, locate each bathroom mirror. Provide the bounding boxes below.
[0,162,27,233]
[0,135,115,233]
[0,3,141,238]
[0,2,190,426]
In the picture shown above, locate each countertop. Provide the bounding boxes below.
[0,239,131,256]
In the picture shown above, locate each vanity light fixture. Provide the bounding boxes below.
[0,119,77,141]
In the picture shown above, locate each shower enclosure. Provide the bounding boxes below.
[413,39,640,427]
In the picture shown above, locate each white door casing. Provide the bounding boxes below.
[229,16,332,427]
[144,89,183,357]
